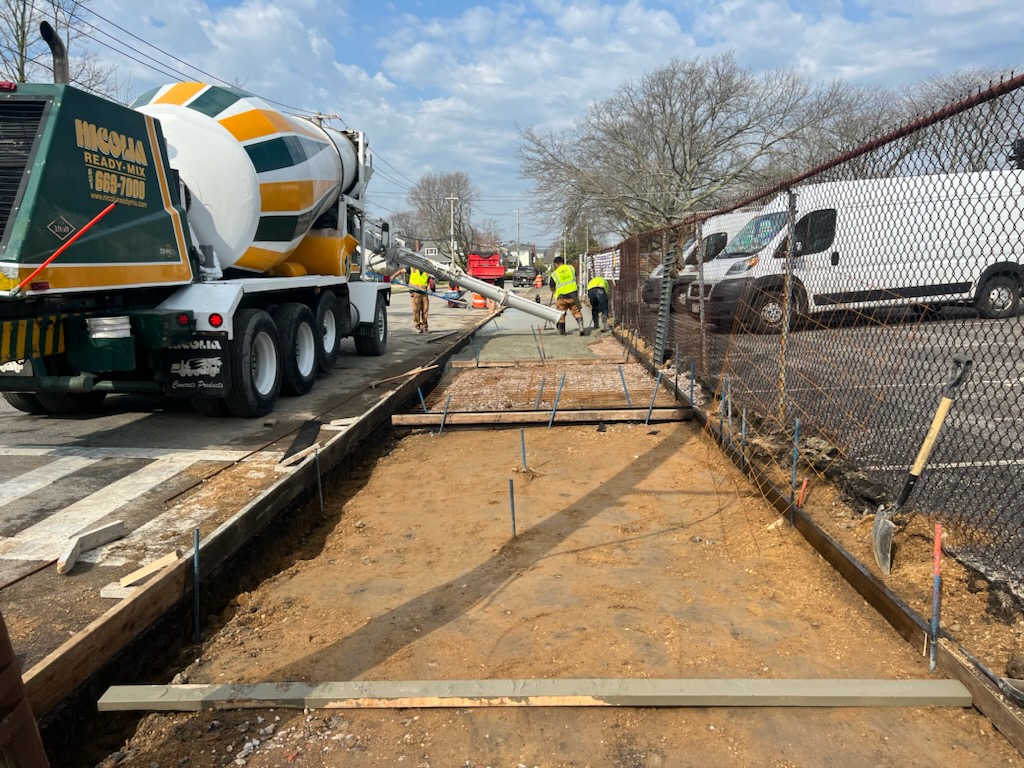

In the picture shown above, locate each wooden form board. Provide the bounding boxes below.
[56,520,127,575]
[450,359,625,368]
[392,408,692,427]
[98,678,972,712]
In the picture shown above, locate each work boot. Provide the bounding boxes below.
[556,321,566,335]
[577,318,585,336]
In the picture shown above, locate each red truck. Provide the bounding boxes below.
[467,252,506,287]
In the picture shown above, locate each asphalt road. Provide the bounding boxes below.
[0,292,494,665]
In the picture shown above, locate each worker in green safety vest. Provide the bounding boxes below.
[586,275,611,331]
[392,266,432,333]
[549,256,585,336]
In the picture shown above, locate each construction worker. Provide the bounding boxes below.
[587,274,611,331]
[533,272,543,289]
[549,256,585,336]
[391,265,431,333]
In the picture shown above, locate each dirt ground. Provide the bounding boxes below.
[98,410,1024,767]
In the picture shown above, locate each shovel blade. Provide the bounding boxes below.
[872,510,896,575]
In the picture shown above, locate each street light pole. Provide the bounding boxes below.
[514,208,521,264]
[446,194,458,264]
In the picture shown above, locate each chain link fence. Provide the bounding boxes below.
[613,73,1024,600]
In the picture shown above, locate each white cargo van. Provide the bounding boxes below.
[685,171,1024,331]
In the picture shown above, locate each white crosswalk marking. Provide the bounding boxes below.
[0,456,98,509]
[0,454,211,562]
[0,445,263,572]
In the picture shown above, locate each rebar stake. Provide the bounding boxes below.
[417,387,428,414]
[618,366,632,407]
[645,370,663,425]
[438,394,452,435]
[509,478,517,538]
[740,408,748,471]
[689,358,695,407]
[790,418,801,525]
[548,373,566,428]
[314,449,324,515]
[534,377,546,410]
[520,429,527,470]
[193,527,201,643]
[530,326,544,361]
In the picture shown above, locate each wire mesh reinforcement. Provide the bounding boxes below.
[613,72,1024,598]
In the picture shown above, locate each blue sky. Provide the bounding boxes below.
[82,0,1024,246]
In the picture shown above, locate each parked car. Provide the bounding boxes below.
[513,266,540,287]
[641,208,758,309]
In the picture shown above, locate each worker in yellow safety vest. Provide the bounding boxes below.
[549,256,585,336]
[391,266,432,333]
[586,275,611,331]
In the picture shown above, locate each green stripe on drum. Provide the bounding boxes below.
[130,87,161,108]
[245,135,330,174]
[254,184,338,242]
[189,86,247,117]
[254,210,315,243]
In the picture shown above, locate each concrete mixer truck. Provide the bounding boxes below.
[0,31,390,417]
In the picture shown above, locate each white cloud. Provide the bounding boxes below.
[84,0,1024,244]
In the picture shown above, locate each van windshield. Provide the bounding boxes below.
[720,212,787,257]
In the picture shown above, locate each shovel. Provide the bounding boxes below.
[871,353,973,575]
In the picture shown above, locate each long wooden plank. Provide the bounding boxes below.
[97,678,972,712]
[450,359,624,368]
[393,408,691,427]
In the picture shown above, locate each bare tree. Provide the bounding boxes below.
[0,0,120,98]
[519,53,878,237]
[406,171,480,267]
[470,217,502,251]
[899,68,1021,173]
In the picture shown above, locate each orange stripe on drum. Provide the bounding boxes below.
[152,82,207,106]
[219,109,323,143]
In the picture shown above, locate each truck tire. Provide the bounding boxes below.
[2,392,47,414]
[35,391,107,414]
[976,275,1020,319]
[354,294,388,356]
[226,309,282,418]
[315,291,341,372]
[274,303,318,396]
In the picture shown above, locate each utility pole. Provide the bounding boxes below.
[446,194,458,264]
[513,209,522,265]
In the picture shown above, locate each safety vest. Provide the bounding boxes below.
[587,276,609,292]
[409,268,430,289]
[552,264,577,298]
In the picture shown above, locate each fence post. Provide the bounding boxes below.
[778,189,798,422]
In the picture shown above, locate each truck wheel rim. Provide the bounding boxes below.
[252,331,278,395]
[296,323,317,376]
[321,311,338,353]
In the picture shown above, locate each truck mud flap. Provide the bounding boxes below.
[162,332,229,397]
